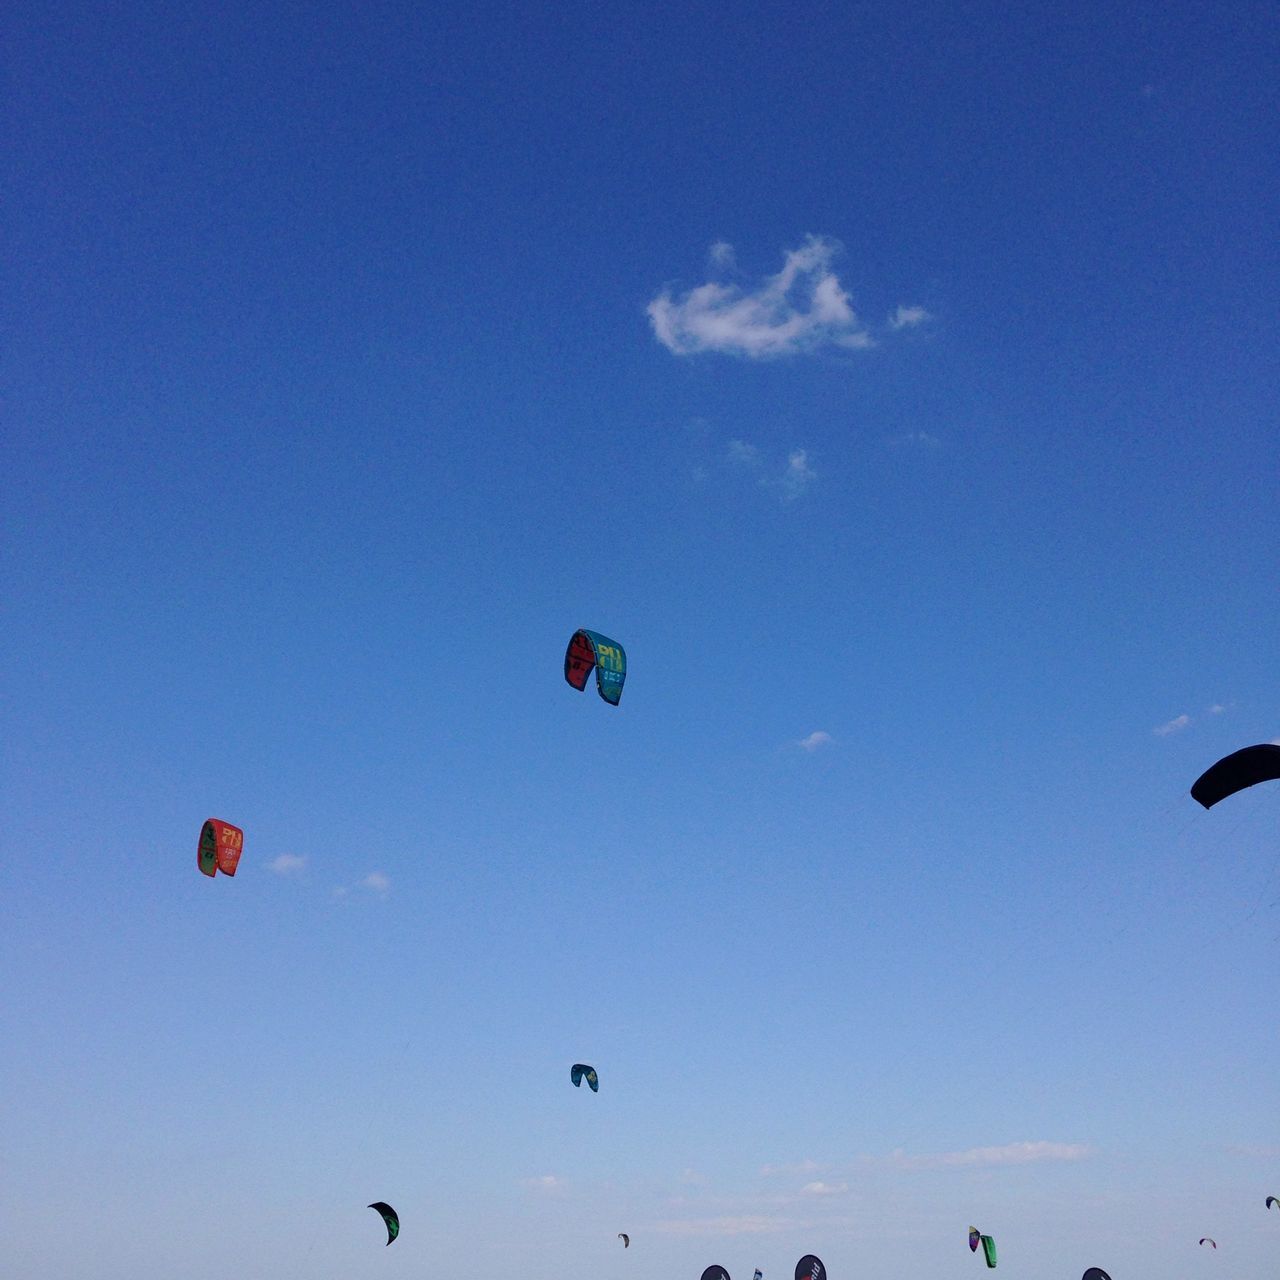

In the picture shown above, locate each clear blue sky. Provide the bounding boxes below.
[2,2,1277,1278]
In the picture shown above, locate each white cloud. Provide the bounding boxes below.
[267,853,307,875]
[709,241,736,269]
[521,1175,564,1192]
[1154,714,1192,736]
[648,237,873,358]
[760,1159,821,1177]
[889,305,931,330]
[779,449,816,500]
[886,1141,1091,1170]
[798,731,834,752]
[801,1181,849,1197]
[726,440,817,500]
[361,871,390,892]
[654,1215,799,1237]
[890,430,941,448]
[1206,703,1226,715]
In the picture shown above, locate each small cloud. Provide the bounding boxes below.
[267,853,307,875]
[725,441,816,501]
[797,731,834,752]
[761,1159,821,1177]
[654,1215,799,1237]
[709,241,736,269]
[1154,714,1192,736]
[648,236,873,358]
[1205,703,1227,715]
[521,1175,565,1192]
[889,305,931,330]
[361,871,390,893]
[886,1141,1091,1170]
[890,430,941,448]
[779,449,816,500]
[801,1181,849,1197]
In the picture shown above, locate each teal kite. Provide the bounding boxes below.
[564,630,626,705]
[571,1063,599,1092]
[980,1235,997,1268]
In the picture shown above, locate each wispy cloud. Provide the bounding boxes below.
[709,241,736,269]
[885,1141,1091,1170]
[890,430,941,448]
[654,1215,800,1237]
[780,449,816,500]
[521,1175,565,1192]
[267,853,307,875]
[727,440,817,501]
[797,731,834,752]
[1205,703,1227,715]
[1154,714,1192,736]
[801,1181,849,1197]
[889,305,931,330]
[361,871,390,893]
[648,237,874,358]
[760,1159,821,1177]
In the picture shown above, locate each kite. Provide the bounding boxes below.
[619,1235,630,1248]
[701,1267,730,1280]
[368,1202,399,1246]
[1191,744,1280,809]
[969,1227,981,1252]
[980,1236,997,1268]
[1268,1196,1279,1209]
[1199,1238,1217,1248]
[1082,1270,1112,1280]
[564,629,626,706]
[571,1063,599,1092]
[198,819,243,877]
[753,1271,762,1280]
[795,1256,826,1280]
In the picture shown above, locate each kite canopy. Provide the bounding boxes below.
[701,1267,730,1280]
[570,1063,599,1092]
[564,629,626,706]
[795,1256,826,1280]
[368,1202,399,1246]
[1268,1196,1279,1209]
[1191,744,1280,809]
[980,1235,997,1268]
[619,1234,630,1247]
[969,1227,981,1252]
[198,819,243,877]
[1199,1238,1216,1248]
[1082,1270,1113,1280]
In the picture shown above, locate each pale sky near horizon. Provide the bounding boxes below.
[3,2,1278,1279]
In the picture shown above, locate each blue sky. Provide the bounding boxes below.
[2,2,1277,1278]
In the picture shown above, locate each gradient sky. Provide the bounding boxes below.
[3,3,1278,1279]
